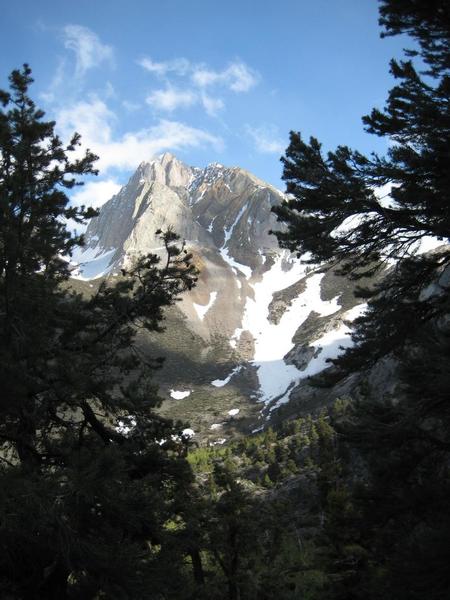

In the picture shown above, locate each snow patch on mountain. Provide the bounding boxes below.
[193,291,218,320]
[219,204,252,278]
[211,365,243,388]
[207,215,217,233]
[270,303,367,410]
[303,303,367,374]
[230,327,244,349]
[170,390,191,400]
[210,423,223,430]
[182,428,195,438]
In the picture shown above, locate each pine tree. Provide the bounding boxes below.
[273,0,450,373]
[272,1,450,597]
[0,66,198,598]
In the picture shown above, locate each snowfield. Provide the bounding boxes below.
[235,253,339,404]
[269,302,367,410]
[206,251,364,409]
[71,245,116,280]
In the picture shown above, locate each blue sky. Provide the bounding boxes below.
[1,0,407,208]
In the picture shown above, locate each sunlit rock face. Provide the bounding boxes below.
[73,153,362,412]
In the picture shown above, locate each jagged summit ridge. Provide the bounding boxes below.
[76,153,284,279]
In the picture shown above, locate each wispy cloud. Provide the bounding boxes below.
[104,82,116,99]
[63,25,114,77]
[191,61,259,92]
[138,57,190,78]
[56,97,223,172]
[246,124,285,154]
[40,57,67,103]
[139,56,259,116]
[146,87,197,112]
[122,100,141,112]
[146,86,224,117]
[201,94,225,117]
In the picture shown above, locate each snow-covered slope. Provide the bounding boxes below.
[72,153,364,416]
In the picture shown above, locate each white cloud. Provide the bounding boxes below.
[146,87,197,112]
[122,100,141,112]
[201,94,225,117]
[92,120,224,171]
[192,61,259,93]
[225,62,260,92]
[146,87,225,117]
[63,25,114,77]
[138,56,190,77]
[137,57,259,118]
[55,97,223,172]
[70,179,122,210]
[57,96,115,145]
[191,68,220,88]
[139,56,260,96]
[246,124,285,154]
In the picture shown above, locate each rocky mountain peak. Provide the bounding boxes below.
[71,153,370,425]
[136,152,194,189]
[75,155,285,277]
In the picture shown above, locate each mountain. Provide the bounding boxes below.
[72,153,365,438]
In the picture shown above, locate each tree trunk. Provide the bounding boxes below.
[228,527,240,600]
[189,549,205,585]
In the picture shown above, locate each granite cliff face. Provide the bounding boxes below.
[73,153,364,433]
[78,153,281,273]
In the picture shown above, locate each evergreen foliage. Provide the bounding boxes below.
[272,0,450,373]
[272,1,450,598]
[0,65,199,598]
